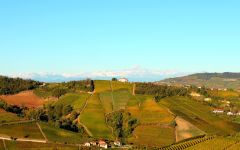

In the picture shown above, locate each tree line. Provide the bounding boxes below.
[0,76,41,95]
[135,83,189,102]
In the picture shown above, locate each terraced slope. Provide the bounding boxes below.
[39,122,87,144]
[5,140,79,150]
[0,122,44,140]
[79,94,112,139]
[0,109,26,123]
[94,80,111,93]
[186,136,240,150]
[127,95,175,147]
[54,93,90,110]
[161,96,240,135]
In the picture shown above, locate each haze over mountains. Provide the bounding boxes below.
[9,67,187,82]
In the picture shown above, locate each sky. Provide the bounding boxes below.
[0,0,240,81]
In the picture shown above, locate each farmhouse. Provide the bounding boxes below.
[118,78,128,83]
[99,140,108,149]
[84,142,91,147]
[114,140,121,147]
[212,109,224,114]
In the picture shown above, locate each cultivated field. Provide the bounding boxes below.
[79,94,112,139]
[112,90,132,111]
[54,93,90,110]
[0,122,44,139]
[161,96,240,135]
[139,95,174,124]
[5,140,79,150]
[0,109,26,123]
[129,125,175,147]
[186,136,240,150]
[175,116,205,142]
[111,81,133,92]
[39,122,87,144]
[0,91,44,108]
[99,92,113,113]
[94,80,111,93]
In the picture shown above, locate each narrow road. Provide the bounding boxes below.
[0,136,47,143]
[77,94,94,137]
[36,122,48,142]
[2,139,7,150]
[0,120,35,126]
[78,122,93,137]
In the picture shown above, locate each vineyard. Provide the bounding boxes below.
[158,135,215,150]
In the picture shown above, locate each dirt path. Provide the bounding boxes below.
[175,116,205,142]
[0,120,35,126]
[0,136,47,143]
[2,139,7,150]
[77,94,94,137]
[78,122,93,137]
[36,122,48,142]
[109,81,114,111]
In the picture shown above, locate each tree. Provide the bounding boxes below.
[52,88,67,99]
[112,78,118,81]
[63,105,73,116]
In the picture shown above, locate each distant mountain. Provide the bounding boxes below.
[158,72,240,90]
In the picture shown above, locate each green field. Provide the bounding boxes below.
[112,90,132,111]
[55,93,90,110]
[161,96,240,135]
[128,125,175,147]
[0,122,44,139]
[79,94,112,139]
[94,80,111,93]
[39,122,87,144]
[0,110,25,123]
[140,96,174,124]
[5,140,79,150]
[111,81,133,92]
[99,92,113,113]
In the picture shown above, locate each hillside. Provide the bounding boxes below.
[1,78,240,149]
[159,72,240,90]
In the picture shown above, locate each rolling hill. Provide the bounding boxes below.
[158,72,240,90]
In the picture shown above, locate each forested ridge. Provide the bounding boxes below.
[0,75,41,95]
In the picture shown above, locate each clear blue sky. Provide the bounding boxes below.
[0,0,239,76]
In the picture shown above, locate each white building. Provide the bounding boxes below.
[204,98,212,102]
[99,140,108,149]
[84,142,91,147]
[118,78,128,83]
[212,109,224,114]
[114,140,121,147]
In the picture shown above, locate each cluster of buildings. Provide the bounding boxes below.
[84,140,121,149]
[212,109,240,116]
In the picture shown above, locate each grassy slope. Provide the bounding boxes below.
[112,90,132,111]
[161,96,240,135]
[111,81,133,92]
[0,109,26,123]
[140,96,174,124]
[79,94,112,139]
[99,92,113,113]
[94,80,111,93]
[129,126,175,147]
[39,122,87,144]
[55,93,90,110]
[5,140,78,150]
[0,122,44,139]
[127,95,175,147]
